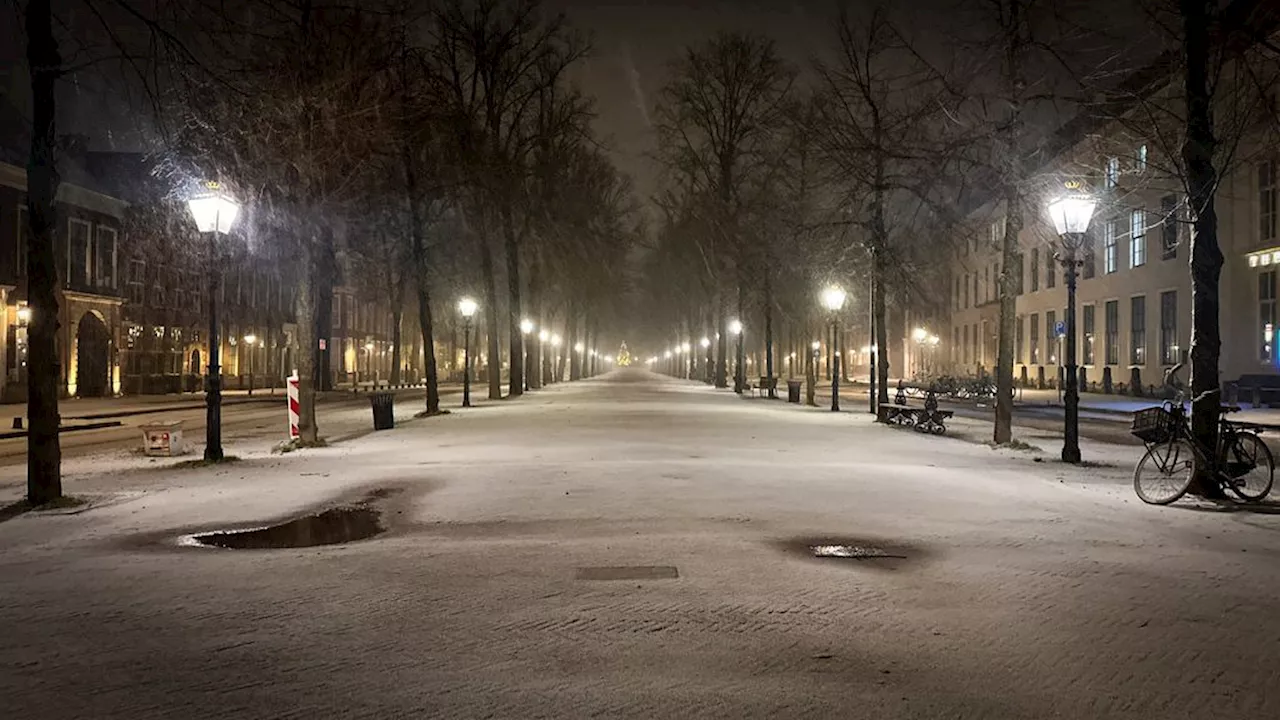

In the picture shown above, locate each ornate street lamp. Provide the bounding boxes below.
[243,333,258,396]
[1047,183,1097,464]
[458,297,478,407]
[821,286,847,411]
[186,182,239,462]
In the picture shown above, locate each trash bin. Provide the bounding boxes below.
[141,420,185,456]
[787,379,802,404]
[370,392,395,430]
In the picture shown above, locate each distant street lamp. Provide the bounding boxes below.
[243,333,257,396]
[187,182,240,462]
[550,333,562,383]
[729,319,744,393]
[521,318,534,391]
[1047,183,1098,464]
[458,297,478,407]
[821,286,847,411]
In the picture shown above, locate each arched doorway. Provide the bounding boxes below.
[75,312,110,397]
[190,349,202,375]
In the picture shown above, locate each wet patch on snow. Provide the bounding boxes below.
[776,535,925,569]
[175,487,405,550]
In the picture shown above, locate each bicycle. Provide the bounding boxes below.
[1131,363,1275,505]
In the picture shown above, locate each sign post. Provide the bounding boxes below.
[287,373,300,439]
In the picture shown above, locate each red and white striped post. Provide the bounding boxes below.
[287,373,300,439]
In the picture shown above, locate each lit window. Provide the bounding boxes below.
[1105,157,1120,188]
[1136,144,1148,173]
[1260,159,1277,242]
[1130,210,1146,268]
[1104,221,1118,274]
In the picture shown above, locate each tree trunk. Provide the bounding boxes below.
[568,302,581,381]
[528,261,543,389]
[479,229,502,399]
[995,193,1023,444]
[390,306,403,385]
[715,289,728,387]
[502,204,523,397]
[295,231,320,444]
[313,235,336,392]
[25,0,62,504]
[764,269,775,397]
[1182,0,1225,498]
[873,248,890,405]
[402,134,440,413]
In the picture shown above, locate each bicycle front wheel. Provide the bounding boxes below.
[1134,439,1197,505]
[1223,433,1274,502]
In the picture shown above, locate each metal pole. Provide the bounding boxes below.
[831,318,841,412]
[735,332,744,393]
[204,229,223,461]
[247,341,254,397]
[463,320,472,407]
[1063,237,1081,463]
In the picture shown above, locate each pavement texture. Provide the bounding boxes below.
[2,368,1278,719]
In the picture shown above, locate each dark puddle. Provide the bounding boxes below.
[184,488,398,549]
[775,536,926,570]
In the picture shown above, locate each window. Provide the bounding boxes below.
[963,324,971,364]
[1161,195,1179,260]
[1013,252,1025,295]
[1104,220,1118,274]
[1030,314,1040,365]
[68,218,91,287]
[954,326,960,362]
[1016,315,1025,363]
[954,276,960,310]
[989,218,1005,248]
[1046,310,1057,364]
[1261,271,1276,364]
[1046,249,1056,288]
[1136,144,1148,173]
[127,259,145,305]
[1105,156,1120,188]
[151,279,167,308]
[1031,248,1040,292]
[973,274,979,306]
[1260,158,1277,242]
[1105,300,1119,365]
[94,226,117,288]
[963,273,969,309]
[1161,291,1178,365]
[1131,296,1146,365]
[1082,230,1096,279]
[17,206,29,277]
[1130,210,1146,268]
[1083,305,1096,365]
[984,266,990,303]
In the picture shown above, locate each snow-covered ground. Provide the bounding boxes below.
[1,368,1277,718]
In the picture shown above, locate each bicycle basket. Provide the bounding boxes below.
[1131,407,1175,443]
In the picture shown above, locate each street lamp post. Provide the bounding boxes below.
[187,183,240,462]
[550,334,562,382]
[244,333,257,396]
[1047,184,1098,465]
[521,319,534,391]
[821,286,847,412]
[681,341,692,379]
[459,297,478,407]
[912,327,927,378]
[730,320,744,393]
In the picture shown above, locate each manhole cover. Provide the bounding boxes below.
[808,545,907,560]
[183,506,383,549]
[576,566,679,581]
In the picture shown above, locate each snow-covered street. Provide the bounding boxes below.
[2,368,1278,719]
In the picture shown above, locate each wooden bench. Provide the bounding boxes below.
[878,387,955,435]
[751,376,778,398]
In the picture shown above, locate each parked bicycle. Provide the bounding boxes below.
[1131,363,1274,505]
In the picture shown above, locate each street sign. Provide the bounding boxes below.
[1055,321,1066,337]
[318,338,327,350]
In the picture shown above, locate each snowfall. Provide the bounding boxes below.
[1,368,1277,719]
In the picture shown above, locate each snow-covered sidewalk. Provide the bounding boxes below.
[1,368,1277,719]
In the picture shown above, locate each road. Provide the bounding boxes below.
[1,369,1277,718]
[0,386,463,468]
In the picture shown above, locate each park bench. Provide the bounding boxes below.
[878,384,954,435]
[751,376,778,398]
